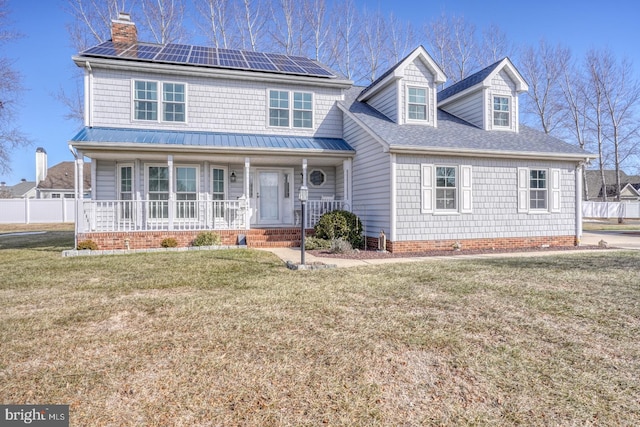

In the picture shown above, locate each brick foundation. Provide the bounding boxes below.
[77,228,314,251]
[78,230,576,253]
[380,235,577,253]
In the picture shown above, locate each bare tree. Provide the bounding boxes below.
[270,0,312,55]
[386,13,416,64]
[235,0,267,51]
[64,0,132,51]
[359,7,387,83]
[0,0,30,174]
[519,40,571,134]
[328,0,360,80]
[559,55,591,198]
[195,0,232,48]
[140,0,187,44]
[479,23,515,65]
[425,13,479,84]
[304,0,330,61]
[595,50,640,210]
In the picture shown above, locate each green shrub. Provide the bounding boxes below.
[314,210,363,248]
[192,231,221,247]
[161,237,178,248]
[304,236,331,250]
[77,239,98,250]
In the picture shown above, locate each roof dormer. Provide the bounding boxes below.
[357,46,446,127]
[437,58,528,132]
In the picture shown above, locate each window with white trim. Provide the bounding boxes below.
[421,164,472,214]
[408,87,427,121]
[118,164,133,219]
[148,166,169,218]
[435,166,457,210]
[211,167,226,219]
[493,96,510,127]
[529,170,547,210]
[517,168,561,213]
[134,81,158,120]
[134,80,186,122]
[163,83,185,122]
[268,90,313,128]
[175,166,198,218]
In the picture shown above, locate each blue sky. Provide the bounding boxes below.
[1,0,639,185]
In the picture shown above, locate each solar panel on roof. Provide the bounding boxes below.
[156,44,191,63]
[218,48,248,68]
[119,44,162,60]
[266,53,306,74]
[80,41,337,78]
[189,46,218,66]
[83,41,134,57]
[242,51,278,71]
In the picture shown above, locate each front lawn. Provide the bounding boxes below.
[0,232,638,425]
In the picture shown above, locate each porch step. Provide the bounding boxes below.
[246,228,311,248]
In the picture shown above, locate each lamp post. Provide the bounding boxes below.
[298,185,308,266]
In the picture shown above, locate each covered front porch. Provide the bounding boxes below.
[70,127,354,249]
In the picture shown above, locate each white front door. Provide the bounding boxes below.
[250,168,294,226]
[259,171,280,223]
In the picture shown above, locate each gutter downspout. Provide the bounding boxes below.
[85,61,92,127]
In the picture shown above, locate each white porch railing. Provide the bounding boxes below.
[78,199,248,232]
[304,199,349,228]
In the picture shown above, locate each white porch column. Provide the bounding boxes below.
[244,157,250,230]
[90,160,97,199]
[576,163,584,245]
[135,159,143,229]
[342,158,352,206]
[77,153,84,199]
[168,155,174,229]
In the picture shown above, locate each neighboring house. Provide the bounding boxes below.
[584,169,640,201]
[37,161,92,199]
[68,13,595,251]
[0,180,37,199]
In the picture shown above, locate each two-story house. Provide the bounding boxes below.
[69,13,594,251]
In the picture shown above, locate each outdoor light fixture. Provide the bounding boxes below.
[230,171,236,183]
[298,185,308,265]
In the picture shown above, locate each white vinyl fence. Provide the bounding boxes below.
[0,198,76,224]
[583,201,640,219]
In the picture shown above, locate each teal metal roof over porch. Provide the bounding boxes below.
[71,127,354,153]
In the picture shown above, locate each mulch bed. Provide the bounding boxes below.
[309,245,607,259]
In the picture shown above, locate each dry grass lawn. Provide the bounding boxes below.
[0,230,639,426]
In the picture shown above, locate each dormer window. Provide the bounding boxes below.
[408,87,427,121]
[493,96,510,127]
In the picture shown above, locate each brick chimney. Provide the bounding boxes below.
[111,12,137,44]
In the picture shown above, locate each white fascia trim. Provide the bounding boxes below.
[337,102,391,152]
[488,58,529,93]
[357,75,402,102]
[74,56,353,89]
[69,141,355,157]
[389,145,596,162]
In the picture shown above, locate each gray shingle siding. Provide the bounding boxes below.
[394,156,576,241]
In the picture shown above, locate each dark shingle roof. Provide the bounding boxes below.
[437,59,503,103]
[38,162,91,191]
[584,170,640,199]
[342,87,591,159]
[71,127,354,153]
[4,181,36,197]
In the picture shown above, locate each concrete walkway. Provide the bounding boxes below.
[260,233,639,268]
